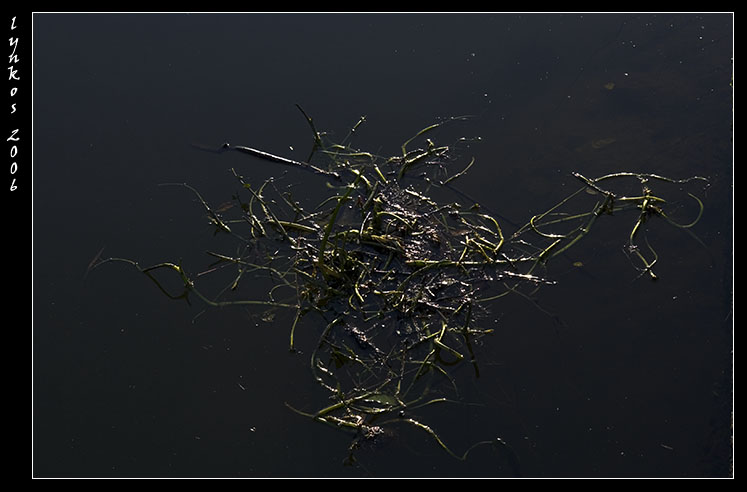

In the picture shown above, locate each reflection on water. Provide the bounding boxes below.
[33,13,732,477]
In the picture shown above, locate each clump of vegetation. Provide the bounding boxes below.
[93,107,709,465]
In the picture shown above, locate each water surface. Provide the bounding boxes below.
[33,13,733,477]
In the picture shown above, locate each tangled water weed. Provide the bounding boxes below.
[94,108,709,466]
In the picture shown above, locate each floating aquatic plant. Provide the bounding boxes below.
[92,107,709,467]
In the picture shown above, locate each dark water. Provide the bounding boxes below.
[32,13,732,478]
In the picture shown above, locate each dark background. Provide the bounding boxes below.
[32,13,732,477]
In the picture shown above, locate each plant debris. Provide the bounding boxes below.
[94,108,709,464]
